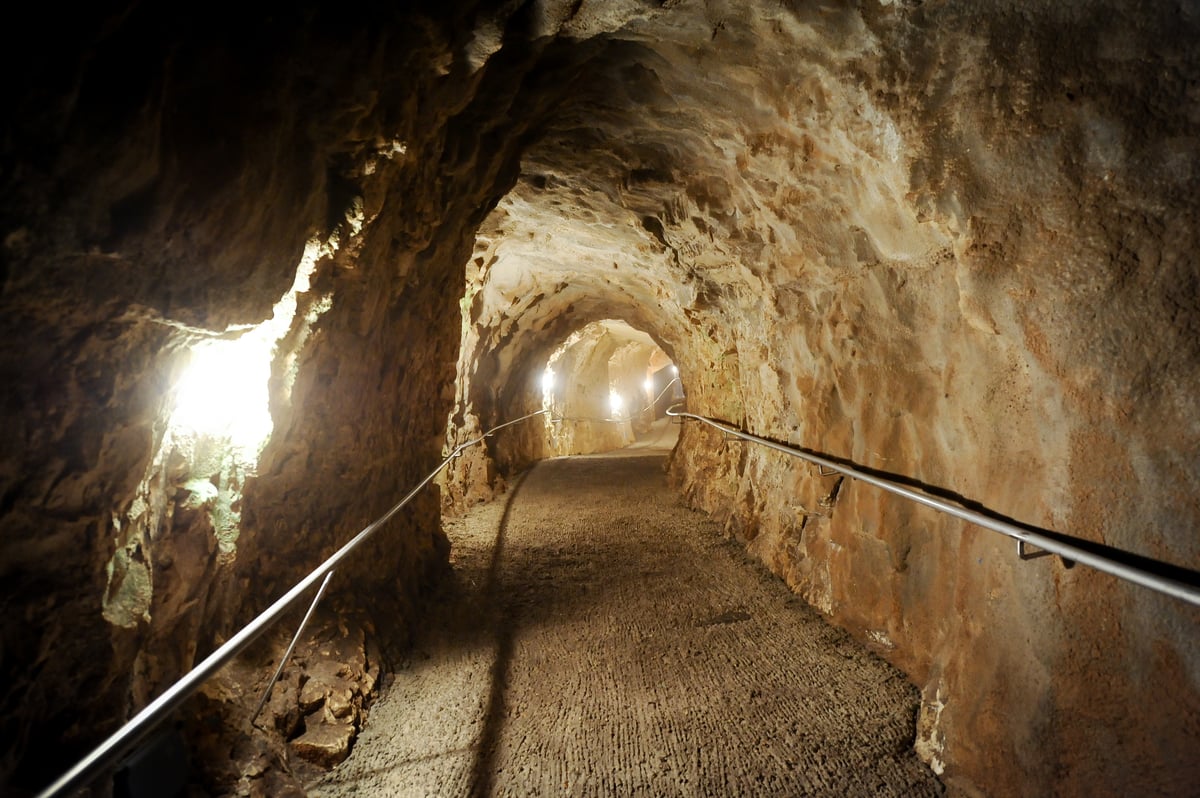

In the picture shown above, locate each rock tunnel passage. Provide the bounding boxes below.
[309,427,942,796]
[5,3,1200,796]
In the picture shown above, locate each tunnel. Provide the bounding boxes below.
[2,1,1198,796]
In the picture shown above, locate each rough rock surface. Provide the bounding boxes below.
[311,443,941,796]
[2,4,535,790]
[448,4,1200,796]
[176,609,382,796]
[291,724,356,771]
[2,2,1198,796]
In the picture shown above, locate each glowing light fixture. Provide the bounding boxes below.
[671,365,679,376]
[643,377,654,394]
[542,368,555,394]
[609,391,624,418]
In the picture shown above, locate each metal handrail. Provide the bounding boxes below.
[550,377,682,424]
[249,569,335,728]
[35,409,550,798]
[666,404,1200,607]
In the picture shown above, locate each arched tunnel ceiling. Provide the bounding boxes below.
[552,318,660,356]
[459,0,950,418]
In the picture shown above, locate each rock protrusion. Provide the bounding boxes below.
[279,617,381,768]
[291,722,357,769]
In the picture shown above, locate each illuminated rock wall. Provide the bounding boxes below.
[0,4,545,789]
[448,4,1200,796]
[546,338,630,456]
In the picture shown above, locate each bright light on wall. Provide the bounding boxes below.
[542,368,555,394]
[643,376,654,394]
[671,364,679,376]
[609,391,624,418]
[165,233,337,466]
[171,334,274,461]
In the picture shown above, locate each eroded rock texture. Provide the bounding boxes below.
[2,1,1198,796]
[1,2,548,790]
[452,3,1200,796]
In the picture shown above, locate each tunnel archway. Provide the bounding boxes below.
[539,319,677,456]
[3,3,1198,796]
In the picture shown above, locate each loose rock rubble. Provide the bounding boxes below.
[180,611,383,796]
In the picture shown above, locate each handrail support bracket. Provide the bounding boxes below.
[1018,539,1075,569]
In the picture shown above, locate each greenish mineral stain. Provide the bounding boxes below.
[102,544,152,628]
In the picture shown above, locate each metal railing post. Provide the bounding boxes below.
[250,569,336,729]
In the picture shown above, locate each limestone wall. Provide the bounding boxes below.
[453,3,1200,795]
[0,4,546,790]
[3,2,1197,795]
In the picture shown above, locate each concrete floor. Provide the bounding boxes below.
[308,430,942,796]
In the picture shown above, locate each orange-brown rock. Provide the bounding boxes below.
[291,721,357,769]
[2,2,1197,796]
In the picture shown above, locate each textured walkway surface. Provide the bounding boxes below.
[309,442,942,797]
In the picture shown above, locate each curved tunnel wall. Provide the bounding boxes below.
[2,2,1198,795]
[1,3,571,787]
[539,320,665,456]
[446,4,1200,795]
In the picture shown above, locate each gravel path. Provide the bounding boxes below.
[309,437,942,797]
